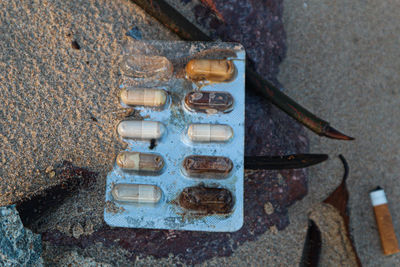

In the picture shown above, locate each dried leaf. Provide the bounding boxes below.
[301,155,362,267]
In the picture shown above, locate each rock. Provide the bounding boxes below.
[44,250,112,267]
[170,0,286,81]
[264,202,274,215]
[72,223,84,239]
[0,205,43,267]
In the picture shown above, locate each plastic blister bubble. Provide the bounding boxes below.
[105,40,245,232]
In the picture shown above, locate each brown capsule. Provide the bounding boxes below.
[178,186,234,214]
[182,155,233,178]
[184,91,233,114]
[185,59,236,82]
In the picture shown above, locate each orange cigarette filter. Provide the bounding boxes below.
[370,187,400,255]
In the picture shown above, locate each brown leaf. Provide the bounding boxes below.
[301,155,362,267]
[323,155,362,267]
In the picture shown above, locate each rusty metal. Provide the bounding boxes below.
[131,0,354,140]
[245,154,328,170]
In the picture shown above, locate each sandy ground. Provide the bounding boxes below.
[278,0,400,266]
[0,0,178,207]
[2,0,400,266]
[192,0,400,266]
[0,0,180,236]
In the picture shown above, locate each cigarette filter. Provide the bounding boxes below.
[370,187,400,255]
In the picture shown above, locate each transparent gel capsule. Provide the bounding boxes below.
[182,155,233,178]
[120,88,167,107]
[187,124,233,142]
[116,151,164,172]
[178,185,234,214]
[121,55,173,80]
[117,121,165,140]
[112,184,162,204]
[185,59,236,82]
[184,91,233,114]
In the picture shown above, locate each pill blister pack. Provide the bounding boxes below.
[104,40,245,232]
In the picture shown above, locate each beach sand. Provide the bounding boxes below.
[2,0,400,265]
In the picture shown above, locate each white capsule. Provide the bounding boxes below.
[120,88,167,107]
[111,184,162,204]
[187,124,233,142]
[117,121,165,140]
[116,151,164,172]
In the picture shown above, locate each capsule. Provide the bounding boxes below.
[183,155,233,178]
[116,151,164,172]
[121,55,173,80]
[185,59,236,82]
[178,186,234,214]
[117,121,165,140]
[120,88,167,107]
[184,91,233,114]
[112,184,162,204]
[187,124,233,142]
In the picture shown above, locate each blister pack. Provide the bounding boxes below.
[104,40,245,232]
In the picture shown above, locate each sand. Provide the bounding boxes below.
[2,0,400,266]
[279,0,400,265]
[0,0,176,206]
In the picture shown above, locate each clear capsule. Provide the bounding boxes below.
[116,151,164,172]
[185,59,236,82]
[182,155,233,178]
[112,184,162,204]
[120,88,167,107]
[121,55,173,80]
[184,91,233,114]
[187,124,233,142]
[117,121,165,140]
[178,185,234,214]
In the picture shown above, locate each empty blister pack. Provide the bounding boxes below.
[104,40,245,232]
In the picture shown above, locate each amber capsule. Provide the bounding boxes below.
[184,91,233,114]
[178,186,234,214]
[187,124,233,142]
[112,184,162,204]
[183,155,233,178]
[120,88,167,107]
[116,151,164,172]
[121,55,173,80]
[185,59,236,82]
[117,121,165,140]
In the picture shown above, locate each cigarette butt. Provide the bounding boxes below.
[370,187,400,255]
